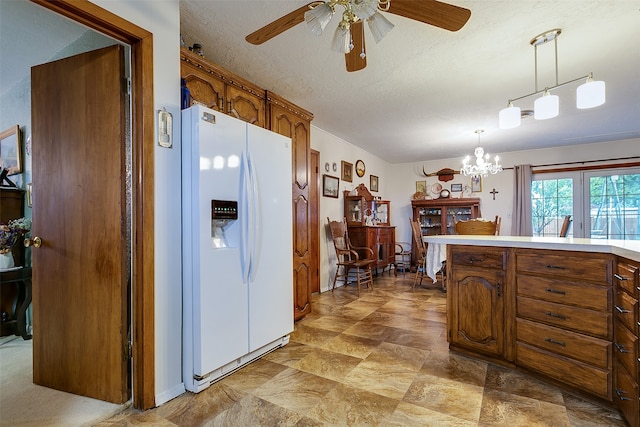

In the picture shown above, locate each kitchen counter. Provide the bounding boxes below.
[423,235,640,262]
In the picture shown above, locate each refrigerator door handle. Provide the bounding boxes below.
[247,149,260,283]
[240,151,251,284]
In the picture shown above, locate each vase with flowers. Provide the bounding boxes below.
[0,217,31,270]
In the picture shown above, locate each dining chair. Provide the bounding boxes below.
[327,217,374,297]
[454,215,501,236]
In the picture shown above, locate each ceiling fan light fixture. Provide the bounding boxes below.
[304,3,334,36]
[577,75,605,109]
[331,22,352,53]
[352,0,379,21]
[534,90,559,120]
[367,11,394,43]
[499,102,521,129]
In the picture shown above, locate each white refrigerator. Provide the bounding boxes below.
[182,105,293,393]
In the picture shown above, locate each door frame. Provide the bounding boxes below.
[30,0,155,409]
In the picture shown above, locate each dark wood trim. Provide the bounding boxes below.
[30,0,155,410]
[533,161,640,175]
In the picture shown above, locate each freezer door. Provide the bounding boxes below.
[246,123,294,352]
[183,105,250,377]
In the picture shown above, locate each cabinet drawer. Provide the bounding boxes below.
[616,260,639,299]
[516,342,611,399]
[517,275,610,310]
[614,321,639,379]
[517,296,612,339]
[615,289,639,332]
[516,251,612,283]
[450,246,506,270]
[516,318,611,369]
[615,364,639,427]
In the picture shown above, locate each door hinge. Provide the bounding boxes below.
[122,77,131,95]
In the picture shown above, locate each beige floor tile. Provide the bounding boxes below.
[478,389,571,427]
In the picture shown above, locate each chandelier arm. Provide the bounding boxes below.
[506,73,592,104]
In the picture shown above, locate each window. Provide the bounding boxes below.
[531,177,573,237]
[532,167,640,240]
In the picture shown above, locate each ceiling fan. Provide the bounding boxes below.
[245,0,471,72]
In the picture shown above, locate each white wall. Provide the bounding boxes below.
[90,0,184,405]
[310,126,391,292]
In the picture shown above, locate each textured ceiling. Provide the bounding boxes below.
[180,0,640,163]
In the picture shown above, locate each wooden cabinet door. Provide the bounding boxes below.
[449,267,505,357]
[226,84,265,128]
[267,93,313,320]
[181,60,224,111]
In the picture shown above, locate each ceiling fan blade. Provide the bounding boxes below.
[245,2,318,45]
[345,20,367,72]
[386,0,471,32]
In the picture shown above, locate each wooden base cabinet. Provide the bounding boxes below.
[614,257,640,427]
[447,245,507,358]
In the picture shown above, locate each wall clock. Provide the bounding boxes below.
[355,160,365,177]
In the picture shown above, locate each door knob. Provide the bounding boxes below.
[24,236,42,248]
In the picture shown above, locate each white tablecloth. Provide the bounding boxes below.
[426,243,447,282]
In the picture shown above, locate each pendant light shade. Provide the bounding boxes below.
[367,11,394,43]
[331,23,352,53]
[577,78,606,109]
[499,103,521,129]
[534,90,559,120]
[304,3,334,36]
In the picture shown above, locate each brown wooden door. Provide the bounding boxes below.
[30,45,129,403]
[267,94,312,320]
[310,150,320,294]
[226,84,265,128]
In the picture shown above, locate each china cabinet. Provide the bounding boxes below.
[344,191,390,226]
[344,189,395,273]
[0,188,25,337]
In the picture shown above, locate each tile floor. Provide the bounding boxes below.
[97,274,626,426]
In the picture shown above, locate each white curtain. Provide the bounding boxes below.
[511,164,533,236]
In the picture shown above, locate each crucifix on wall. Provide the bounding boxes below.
[490,188,499,200]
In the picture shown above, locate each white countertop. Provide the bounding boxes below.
[423,235,640,262]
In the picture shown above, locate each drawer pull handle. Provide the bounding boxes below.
[545,265,566,270]
[544,338,566,347]
[468,257,484,263]
[545,312,567,320]
[545,288,566,295]
[497,282,501,297]
[615,389,632,401]
[614,273,629,281]
[615,306,631,314]
[614,343,630,353]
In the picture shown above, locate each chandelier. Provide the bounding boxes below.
[304,0,394,55]
[461,130,503,178]
[499,29,606,129]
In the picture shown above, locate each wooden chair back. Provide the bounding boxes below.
[410,218,426,257]
[454,215,501,236]
[327,217,354,261]
[559,215,572,237]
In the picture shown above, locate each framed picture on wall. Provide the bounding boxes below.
[416,181,426,194]
[451,183,463,192]
[323,174,339,198]
[471,175,482,192]
[370,175,379,192]
[341,161,353,182]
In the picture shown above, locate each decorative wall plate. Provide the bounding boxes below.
[324,162,330,172]
[355,160,365,177]
[431,183,443,194]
